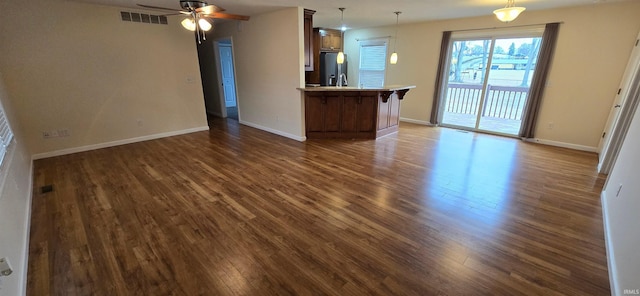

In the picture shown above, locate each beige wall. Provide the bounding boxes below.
[0,0,208,156]
[211,8,306,140]
[344,1,640,149]
[0,73,33,296]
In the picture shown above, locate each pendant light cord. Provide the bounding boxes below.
[393,12,401,52]
[339,8,345,52]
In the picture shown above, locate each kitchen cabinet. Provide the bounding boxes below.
[304,9,315,71]
[319,29,342,52]
[301,86,414,139]
[305,28,321,83]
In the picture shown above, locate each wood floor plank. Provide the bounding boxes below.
[27,118,610,295]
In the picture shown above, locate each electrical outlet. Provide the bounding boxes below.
[548,122,555,129]
[42,131,51,138]
[137,119,143,127]
[58,129,70,137]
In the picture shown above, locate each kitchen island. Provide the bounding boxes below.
[298,85,415,139]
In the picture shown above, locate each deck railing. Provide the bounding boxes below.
[445,83,529,120]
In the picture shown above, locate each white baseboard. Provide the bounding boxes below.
[31,126,210,160]
[21,160,34,296]
[601,191,620,296]
[239,120,306,142]
[400,117,435,126]
[524,138,598,153]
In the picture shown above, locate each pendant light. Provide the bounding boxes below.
[336,8,346,64]
[390,11,401,65]
[493,0,526,23]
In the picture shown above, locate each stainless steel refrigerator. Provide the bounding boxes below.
[320,52,347,86]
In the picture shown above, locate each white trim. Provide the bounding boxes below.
[239,120,306,142]
[400,117,435,126]
[31,126,210,160]
[601,191,620,296]
[523,138,598,152]
[21,160,34,296]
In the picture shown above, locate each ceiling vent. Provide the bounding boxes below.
[120,11,168,25]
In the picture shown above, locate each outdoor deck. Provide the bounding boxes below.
[442,83,528,135]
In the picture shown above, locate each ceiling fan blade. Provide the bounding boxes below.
[196,4,225,14]
[203,12,250,21]
[137,4,182,13]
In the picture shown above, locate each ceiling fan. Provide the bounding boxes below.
[138,1,250,43]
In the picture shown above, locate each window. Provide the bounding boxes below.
[0,103,13,166]
[358,39,388,88]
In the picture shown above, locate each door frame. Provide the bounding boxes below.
[213,36,239,119]
[598,32,640,174]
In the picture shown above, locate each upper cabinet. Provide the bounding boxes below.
[319,29,342,52]
[304,9,315,71]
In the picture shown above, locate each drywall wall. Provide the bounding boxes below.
[0,73,33,296]
[602,90,640,294]
[344,1,640,148]
[211,8,306,140]
[0,0,208,156]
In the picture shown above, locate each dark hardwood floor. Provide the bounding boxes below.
[28,118,610,295]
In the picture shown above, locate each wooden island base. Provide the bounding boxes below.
[300,86,414,139]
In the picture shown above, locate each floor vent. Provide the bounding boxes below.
[40,185,53,194]
[120,11,168,25]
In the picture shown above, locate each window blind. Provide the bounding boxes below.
[359,39,388,88]
[0,105,13,166]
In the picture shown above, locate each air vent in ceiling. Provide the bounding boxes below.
[120,11,168,25]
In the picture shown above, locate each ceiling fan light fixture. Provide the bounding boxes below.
[181,18,196,31]
[198,18,212,31]
[493,0,525,22]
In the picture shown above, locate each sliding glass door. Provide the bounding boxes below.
[441,35,543,136]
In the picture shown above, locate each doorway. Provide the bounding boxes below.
[440,35,542,136]
[214,38,239,120]
[598,31,640,174]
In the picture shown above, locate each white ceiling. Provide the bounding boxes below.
[74,0,624,30]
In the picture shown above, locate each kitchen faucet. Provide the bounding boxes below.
[337,73,347,87]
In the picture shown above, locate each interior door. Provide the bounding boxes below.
[598,32,640,173]
[219,45,237,108]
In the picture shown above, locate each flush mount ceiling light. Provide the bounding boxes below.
[493,0,526,23]
[390,11,401,65]
[337,7,346,64]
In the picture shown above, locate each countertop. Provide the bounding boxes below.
[297,85,416,92]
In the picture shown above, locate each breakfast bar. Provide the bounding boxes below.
[298,85,415,139]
